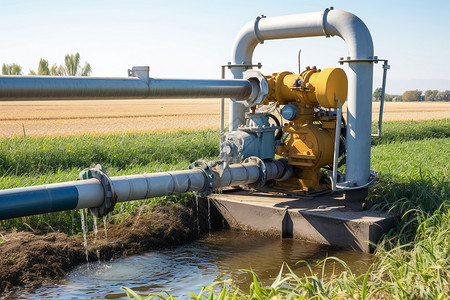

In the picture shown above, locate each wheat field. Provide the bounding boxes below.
[0,100,449,138]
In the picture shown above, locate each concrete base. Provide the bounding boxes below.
[209,189,395,253]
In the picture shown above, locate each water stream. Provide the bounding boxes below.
[79,209,89,263]
[18,231,373,299]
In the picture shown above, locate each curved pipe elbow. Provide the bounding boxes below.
[231,9,374,71]
[323,10,374,59]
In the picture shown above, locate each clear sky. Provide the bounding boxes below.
[1,0,449,94]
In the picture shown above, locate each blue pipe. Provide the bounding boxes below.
[0,185,79,220]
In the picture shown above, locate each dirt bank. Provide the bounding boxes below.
[0,203,197,296]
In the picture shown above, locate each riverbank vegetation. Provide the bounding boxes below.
[0,119,449,298]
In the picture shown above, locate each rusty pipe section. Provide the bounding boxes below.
[0,158,290,220]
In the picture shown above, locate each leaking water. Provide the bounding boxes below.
[18,231,373,299]
[79,209,89,263]
[93,214,98,240]
[103,215,108,241]
[195,194,200,235]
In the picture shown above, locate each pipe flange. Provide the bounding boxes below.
[189,160,215,196]
[253,15,266,44]
[243,156,267,188]
[79,164,117,217]
[242,70,269,107]
[322,7,334,37]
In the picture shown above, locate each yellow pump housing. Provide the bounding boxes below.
[265,67,348,192]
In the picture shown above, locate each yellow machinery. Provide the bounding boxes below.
[265,66,348,193]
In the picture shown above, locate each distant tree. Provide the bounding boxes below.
[372,87,383,102]
[436,90,450,102]
[402,90,422,101]
[392,95,403,102]
[424,90,439,101]
[50,63,65,76]
[29,53,92,76]
[29,59,51,75]
[2,63,22,75]
[384,94,395,102]
[63,53,91,76]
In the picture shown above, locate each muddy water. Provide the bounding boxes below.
[19,231,373,299]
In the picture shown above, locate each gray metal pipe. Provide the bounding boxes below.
[230,8,375,187]
[0,75,253,101]
[0,159,289,220]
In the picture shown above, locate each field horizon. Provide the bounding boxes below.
[1,100,449,138]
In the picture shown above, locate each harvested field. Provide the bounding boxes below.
[0,100,449,138]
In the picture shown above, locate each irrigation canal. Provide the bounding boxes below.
[18,231,372,299]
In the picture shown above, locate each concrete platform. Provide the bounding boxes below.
[209,189,395,253]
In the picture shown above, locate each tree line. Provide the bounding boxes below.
[1,53,91,76]
[373,87,450,102]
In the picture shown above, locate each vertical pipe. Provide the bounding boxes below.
[344,62,373,185]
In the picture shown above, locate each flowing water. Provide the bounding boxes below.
[79,208,89,263]
[18,231,372,299]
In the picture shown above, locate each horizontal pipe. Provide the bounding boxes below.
[0,76,253,101]
[0,159,289,220]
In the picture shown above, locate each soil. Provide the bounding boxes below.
[0,203,198,297]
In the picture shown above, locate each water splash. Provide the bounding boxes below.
[79,209,89,263]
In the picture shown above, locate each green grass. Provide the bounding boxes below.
[1,119,449,299]
[0,129,220,234]
[119,119,449,299]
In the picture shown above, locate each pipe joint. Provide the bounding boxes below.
[79,164,117,217]
[188,160,215,196]
[243,156,267,187]
[241,70,269,107]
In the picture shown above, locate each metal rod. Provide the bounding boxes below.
[220,66,226,143]
[372,61,390,137]
[0,75,253,101]
[332,102,343,192]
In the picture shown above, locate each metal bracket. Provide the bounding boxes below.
[243,156,267,188]
[127,66,150,85]
[79,164,117,217]
[189,160,215,196]
[224,62,262,69]
[339,57,390,137]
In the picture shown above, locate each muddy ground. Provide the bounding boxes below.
[0,203,199,297]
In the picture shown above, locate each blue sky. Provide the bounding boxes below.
[1,0,449,94]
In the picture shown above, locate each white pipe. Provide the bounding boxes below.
[230,8,374,186]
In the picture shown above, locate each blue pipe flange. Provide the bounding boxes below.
[243,156,267,188]
[79,164,117,217]
[189,160,215,196]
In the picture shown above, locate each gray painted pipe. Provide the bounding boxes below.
[0,76,253,101]
[0,159,288,220]
[229,8,374,186]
